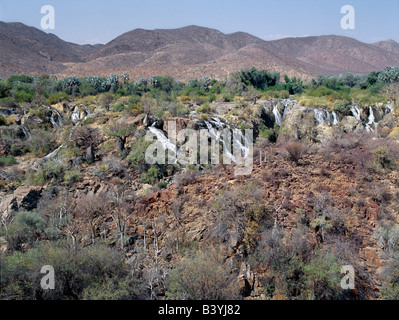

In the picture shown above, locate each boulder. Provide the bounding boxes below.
[278,105,316,142]
[0,185,43,219]
[162,117,200,133]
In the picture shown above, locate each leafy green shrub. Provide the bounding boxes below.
[0,97,18,108]
[141,166,159,184]
[166,248,237,300]
[259,125,276,142]
[28,129,56,157]
[47,92,69,104]
[373,146,391,169]
[0,81,9,98]
[112,102,126,112]
[79,83,97,97]
[156,181,168,189]
[0,242,143,300]
[333,100,351,115]
[6,75,33,86]
[0,115,6,126]
[126,136,153,171]
[302,253,342,300]
[196,103,212,114]
[350,88,386,106]
[5,211,46,250]
[63,169,82,184]
[0,155,16,167]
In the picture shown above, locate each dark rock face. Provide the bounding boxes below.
[261,104,276,129]
[1,186,43,219]
[14,186,43,211]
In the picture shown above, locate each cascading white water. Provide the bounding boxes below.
[280,98,296,121]
[50,112,57,128]
[148,124,177,155]
[206,119,252,161]
[204,120,235,161]
[368,106,375,124]
[332,111,339,125]
[232,129,250,158]
[282,105,290,121]
[82,105,91,121]
[53,109,63,127]
[46,106,63,129]
[350,105,361,121]
[365,106,377,132]
[326,111,332,125]
[385,102,392,115]
[71,106,80,123]
[273,105,283,126]
[43,144,65,162]
[314,109,326,125]
[210,117,224,128]
[21,126,29,139]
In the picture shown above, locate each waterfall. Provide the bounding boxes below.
[368,106,375,124]
[314,109,326,125]
[385,102,392,115]
[82,105,91,121]
[210,117,224,128]
[350,105,361,121]
[50,111,57,129]
[326,111,332,125]
[53,109,63,127]
[148,123,177,155]
[204,120,235,162]
[232,129,251,158]
[205,119,252,161]
[273,105,283,126]
[332,111,339,125]
[282,105,290,120]
[71,106,80,123]
[21,126,30,139]
[46,106,63,129]
[43,144,65,162]
[366,106,377,132]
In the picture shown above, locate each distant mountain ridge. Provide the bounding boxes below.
[0,22,398,80]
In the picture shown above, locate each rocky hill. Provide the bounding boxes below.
[0,22,101,77]
[1,22,399,80]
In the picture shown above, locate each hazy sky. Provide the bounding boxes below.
[0,0,397,45]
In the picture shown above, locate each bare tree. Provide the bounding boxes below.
[284,141,306,164]
[71,126,102,163]
[74,192,108,244]
[108,187,134,248]
[141,95,158,117]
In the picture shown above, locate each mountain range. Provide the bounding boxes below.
[1,21,399,80]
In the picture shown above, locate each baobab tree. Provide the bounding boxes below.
[105,123,136,153]
[71,126,102,163]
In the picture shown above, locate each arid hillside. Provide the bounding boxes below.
[1,23,399,80]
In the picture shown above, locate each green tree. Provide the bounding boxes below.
[105,123,136,153]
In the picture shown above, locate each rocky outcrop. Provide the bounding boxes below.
[0,185,43,219]
[277,105,317,142]
[277,102,395,143]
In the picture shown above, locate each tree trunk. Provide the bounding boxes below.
[116,137,126,153]
[86,146,94,163]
